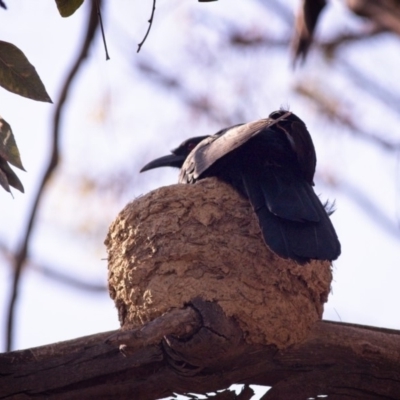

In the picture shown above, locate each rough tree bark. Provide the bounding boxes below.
[1,179,399,399]
[1,315,400,399]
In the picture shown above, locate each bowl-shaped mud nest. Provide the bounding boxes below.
[105,178,332,349]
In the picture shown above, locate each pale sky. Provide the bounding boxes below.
[1,4,400,399]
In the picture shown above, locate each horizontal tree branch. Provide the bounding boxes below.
[1,300,400,399]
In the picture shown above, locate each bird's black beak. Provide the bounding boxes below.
[140,154,186,172]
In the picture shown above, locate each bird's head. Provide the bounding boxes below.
[268,109,316,185]
[140,135,208,172]
[269,109,303,124]
[269,109,290,120]
[269,109,310,133]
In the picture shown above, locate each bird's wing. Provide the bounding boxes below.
[242,169,340,261]
[180,112,291,183]
[258,168,320,222]
[282,120,316,185]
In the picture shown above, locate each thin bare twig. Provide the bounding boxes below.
[229,32,289,48]
[0,241,107,292]
[346,0,400,36]
[5,0,101,352]
[95,0,110,60]
[339,57,400,119]
[137,59,240,126]
[319,26,386,56]
[228,25,382,54]
[34,264,107,292]
[318,174,400,239]
[295,82,400,152]
[137,0,157,53]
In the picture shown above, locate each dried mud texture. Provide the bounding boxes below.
[105,178,332,349]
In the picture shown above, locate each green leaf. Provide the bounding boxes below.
[0,116,25,170]
[0,41,52,103]
[0,157,24,193]
[55,0,84,17]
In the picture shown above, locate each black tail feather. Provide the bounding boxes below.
[241,169,341,263]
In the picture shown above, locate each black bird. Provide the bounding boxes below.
[141,110,340,263]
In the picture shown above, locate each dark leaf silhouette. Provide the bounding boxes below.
[0,158,24,193]
[0,41,52,103]
[0,117,25,194]
[0,117,25,171]
[0,166,10,192]
[55,0,84,17]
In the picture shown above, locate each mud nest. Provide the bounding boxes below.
[105,178,332,349]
